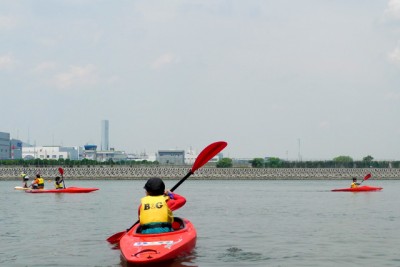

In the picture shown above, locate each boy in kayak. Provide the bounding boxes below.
[55,176,64,189]
[350,177,360,188]
[20,172,29,188]
[138,177,186,234]
[31,174,45,189]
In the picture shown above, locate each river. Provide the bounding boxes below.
[1,179,399,266]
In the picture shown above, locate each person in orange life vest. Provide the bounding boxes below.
[55,176,64,189]
[350,177,360,188]
[138,177,186,234]
[31,174,45,189]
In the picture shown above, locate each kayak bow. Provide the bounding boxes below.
[331,185,383,192]
[119,217,197,265]
[14,186,30,190]
[25,187,99,193]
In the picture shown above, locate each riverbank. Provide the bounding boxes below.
[1,166,400,180]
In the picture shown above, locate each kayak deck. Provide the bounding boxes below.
[119,217,197,265]
[25,187,99,193]
[331,185,383,192]
[14,186,30,190]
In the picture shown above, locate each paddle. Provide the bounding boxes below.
[359,173,372,185]
[58,167,66,188]
[106,141,227,244]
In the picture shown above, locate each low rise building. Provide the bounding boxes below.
[22,146,80,160]
[157,150,185,165]
[82,144,128,162]
[10,139,23,159]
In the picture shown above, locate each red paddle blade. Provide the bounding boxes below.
[106,231,126,244]
[363,173,372,181]
[191,141,227,173]
[58,167,64,176]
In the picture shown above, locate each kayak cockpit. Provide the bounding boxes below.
[135,217,185,234]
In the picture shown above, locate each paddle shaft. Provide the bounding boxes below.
[62,174,66,188]
[170,171,193,192]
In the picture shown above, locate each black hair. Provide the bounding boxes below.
[144,177,165,196]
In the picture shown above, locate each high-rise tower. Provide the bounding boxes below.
[101,120,109,151]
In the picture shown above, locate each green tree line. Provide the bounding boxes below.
[1,155,399,168]
[243,155,400,168]
[0,158,159,167]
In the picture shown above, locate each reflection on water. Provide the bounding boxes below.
[1,179,400,266]
[218,247,269,262]
[120,254,198,267]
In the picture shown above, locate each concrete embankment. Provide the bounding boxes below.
[1,166,400,180]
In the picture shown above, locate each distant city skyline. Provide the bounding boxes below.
[4,131,391,162]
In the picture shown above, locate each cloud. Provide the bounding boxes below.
[32,61,57,73]
[0,15,18,30]
[384,91,400,100]
[388,45,400,63]
[385,0,400,19]
[106,75,121,84]
[151,53,180,69]
[52,64,98,90]
[0,54,16,70]
[319,121,330,129]
[37,37,60,47]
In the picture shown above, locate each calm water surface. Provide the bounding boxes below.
[1,179,399,267]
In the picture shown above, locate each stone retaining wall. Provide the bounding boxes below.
[1,166,400,180]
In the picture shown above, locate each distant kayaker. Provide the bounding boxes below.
[138,177,186,234]
[31,174,45,189]
[350,177,360,188]
[20,172,29,188]
[55,176,64,189]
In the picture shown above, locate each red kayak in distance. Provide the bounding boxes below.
[119,217,197,265]
[25,187,99,193]
[331,185,383,192]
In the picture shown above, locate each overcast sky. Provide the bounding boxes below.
[1,0,400,160]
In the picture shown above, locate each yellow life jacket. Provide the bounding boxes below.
[55,182,64,189]
[139,195,173,225]
[37,178,44,188]
[351,182,358,188]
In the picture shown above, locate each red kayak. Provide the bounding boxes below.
[331,185,383,192]
[119,217,197,265]
[25,187,99,193]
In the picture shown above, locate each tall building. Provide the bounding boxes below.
[0,132,10,159]
[101,120,109,151]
